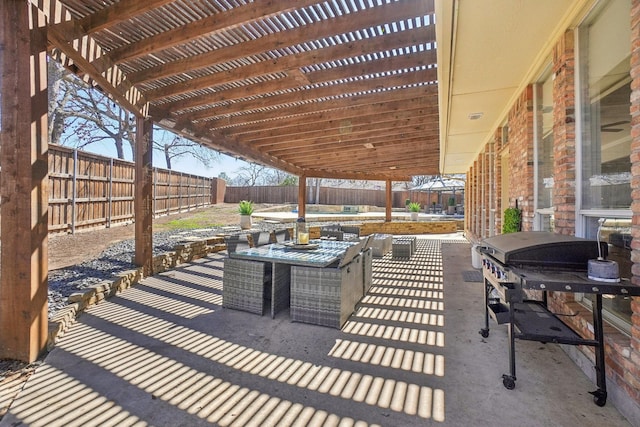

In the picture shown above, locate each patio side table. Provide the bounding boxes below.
[371,234,392,257]
[392,239,413,259]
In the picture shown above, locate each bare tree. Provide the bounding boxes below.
[48,62,135,158]
[48,61,74,146]
[47,61,219,169]
[233,163,268,186]
[260,168,298,186]
[312,178,322,205]
[154,131,219,170]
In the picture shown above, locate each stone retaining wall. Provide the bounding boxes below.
[306,220,460,237]
[47,236,226,349]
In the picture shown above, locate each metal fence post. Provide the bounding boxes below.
[107,158,113,228]
[71,149,77,234]
[153,167,157,217]
[179,172,183,213]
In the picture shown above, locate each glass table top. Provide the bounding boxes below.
[231,239,358,267]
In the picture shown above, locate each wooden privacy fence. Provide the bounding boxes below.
[48,145,214,234]
[225,185,462,208]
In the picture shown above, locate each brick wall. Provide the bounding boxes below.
[507,85,535,231]
[552,30,577,235]
[482,147,490,236]
[493,129,504,234]
[467,161,475,235]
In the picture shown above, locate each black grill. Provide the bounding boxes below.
[476,231,640,407]
[480,231,605,270]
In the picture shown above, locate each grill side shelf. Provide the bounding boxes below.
[512,301,598,346]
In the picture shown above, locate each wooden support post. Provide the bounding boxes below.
[386,179,392,222]
[0,1,49,362]
[135,118,153,276]
[298,175,307,218]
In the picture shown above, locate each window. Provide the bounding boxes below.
[577,0,632,332]
[534,67,554,231]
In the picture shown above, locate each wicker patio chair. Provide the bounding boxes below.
[320,229,344,240]
[341,225,361,237]
[249,231,272,247]
[223,258,271,315]
[270,229,291,243]
[224,234,251,256]
[290,243,365,328]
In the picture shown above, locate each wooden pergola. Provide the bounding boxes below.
[0,0,438,361]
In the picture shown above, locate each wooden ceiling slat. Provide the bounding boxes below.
[182,85,436,132]
[252,120,436,151]
[237,109,438,145]
[186,68,436,122]
[299,151,439,170]
[50,0,175,43]
[272,137,437,163]
[146,25,435,110]
[153,49,436,113]
[300,169,413,181]
[48,27,145,115]
[105,0,321,67]
[266,131,436,158]
[219,98,433,137]
[127,0,433,85]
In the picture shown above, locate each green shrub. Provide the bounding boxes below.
[408,202,421,212]
[502,207,522,233]
[238,200,254,215]
[405,198,411,206]
[448,197,456,206]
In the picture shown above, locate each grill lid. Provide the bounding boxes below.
[480,231,606,270]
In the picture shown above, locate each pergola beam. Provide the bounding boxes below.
[146,24,434,112]
[198,86,437,130]
[273,136,438,163]
[153,49,436,112]
[254,121,437,151]
[134,118,154,276]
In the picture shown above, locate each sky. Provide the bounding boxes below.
[74,135,250,180]
[163,151,249,179]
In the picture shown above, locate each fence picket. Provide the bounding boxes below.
[39,145,462,234]
[46,145,215,234]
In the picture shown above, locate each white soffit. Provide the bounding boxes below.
[437,0,587,173]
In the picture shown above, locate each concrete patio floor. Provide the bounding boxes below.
[0,233,631,426]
